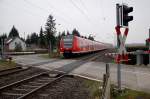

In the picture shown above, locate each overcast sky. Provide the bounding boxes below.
[0,0,150,44]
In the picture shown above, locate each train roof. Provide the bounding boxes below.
[62,35,112,46]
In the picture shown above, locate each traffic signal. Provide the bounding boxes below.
[122,5,133,26]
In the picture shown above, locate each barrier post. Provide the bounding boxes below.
[136,50,143,65]
[148,29,150,65]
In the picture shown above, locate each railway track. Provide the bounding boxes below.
[71,51,104,61]
[0,71,65,99]
[0,50,114,99]
[0,51,106,99]
[0,66,29,77]
[0,67,49,88]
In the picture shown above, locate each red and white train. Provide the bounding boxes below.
[60,35,112,57]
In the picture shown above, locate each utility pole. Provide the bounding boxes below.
[1,38,4,59]
[146,29,150,65]
[49,40,52,57]
[149,29,150,65]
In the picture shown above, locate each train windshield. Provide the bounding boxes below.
[63,35,73,48]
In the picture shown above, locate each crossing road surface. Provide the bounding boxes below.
[13,54,150,93]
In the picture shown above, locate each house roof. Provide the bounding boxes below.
[5,37,25,44]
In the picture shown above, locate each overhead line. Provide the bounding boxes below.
[24,0,48,12]
[79,0,88,14]
[24,0,72,25]
[69,0,93,25]
[45,0,74,24]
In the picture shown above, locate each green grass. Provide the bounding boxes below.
[82,79,102,99]
[81,78,150,99]
[0,60,17,71]
[111,88,150,99]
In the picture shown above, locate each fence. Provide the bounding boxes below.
[101,64,111,99]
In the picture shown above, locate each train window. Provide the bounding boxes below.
[63,38,72,42]
[63,35,73,48]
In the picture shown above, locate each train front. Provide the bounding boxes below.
[60,35,75,58]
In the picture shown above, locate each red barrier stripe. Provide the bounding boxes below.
[146,38,150,42]
[124,28,129,36]
[115,26,121,35]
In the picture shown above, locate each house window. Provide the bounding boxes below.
[15,42,17,45]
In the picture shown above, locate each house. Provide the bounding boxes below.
[5,37,26,51]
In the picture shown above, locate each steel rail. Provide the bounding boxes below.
[17,74,65,99]
[80,51,105,61]
[0,66,21,72]
[0,67,30,77]
[0,71,48,91]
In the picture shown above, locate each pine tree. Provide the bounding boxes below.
[0,33,7,44]
[61,31,66,36]
[30,32,38,45]
[8,25,19,38]
[56,32,61,50]
[26,35,31,45]
[72,28,80,37]
[67,30,70,35]
[88,35,94,41]
[39,27,46,48]
[45,14,56,55]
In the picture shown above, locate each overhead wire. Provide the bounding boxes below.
[24,0,77,32]
[69,0,113,42]
[79,0,88,14]
[101,0,114,38]
[2,0,72,36]
[45,0,75,30]
[3,0,115,43]
[45,0,73,21]
[69,0,95,26]
[1,0,38,17]
[79,0,102,27]
[24,0,72,25]
[24,0,48,12]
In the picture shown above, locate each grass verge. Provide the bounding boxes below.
[82,78,102,99]
[112,88,150,99]
[80,78,150,99]
[0,60,17,71]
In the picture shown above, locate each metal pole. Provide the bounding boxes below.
[117,63,121,90]
[116,4,120,26]
[106,63,110,77]
[116,28,121,90]
[49,40,51,55]
[116,4,122,90]
[3,38,5,59]
[149,29,150,64]
[1,38,4,59]
[136,50,143,65]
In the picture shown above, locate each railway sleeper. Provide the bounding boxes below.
[39,93,49,97]
[0,73,65,98]
[2,89,29,95]
[36,79,52,82]
[39,77,55,80]
[2,92,24,96]
[28,81,45,85]
[12,88,30,91]
[22,84,39,88]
